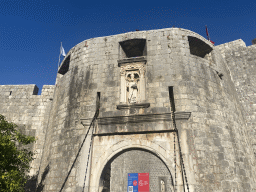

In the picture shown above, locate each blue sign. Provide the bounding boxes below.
[128,173,138,192]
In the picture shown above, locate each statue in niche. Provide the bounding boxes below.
[126,71,140,103]
[160,180,165,192]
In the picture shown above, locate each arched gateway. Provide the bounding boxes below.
[99,148,174,192]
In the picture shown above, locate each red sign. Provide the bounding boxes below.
[138,173,149,192]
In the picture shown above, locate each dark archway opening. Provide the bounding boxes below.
[99,148,174,192]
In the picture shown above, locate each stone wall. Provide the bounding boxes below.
[0,84,54,177]
[34,28,256,192]
[216,41,256,157]
[2,27,256,192]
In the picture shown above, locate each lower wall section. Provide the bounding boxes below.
[0,84,55,182]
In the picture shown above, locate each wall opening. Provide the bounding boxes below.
[96,92,101,112]
[58,55,70,75]
[119,39,146,58]
[252,38,256,45]
[168,86,176,112]
[99,148,173,192]
[188,36,213,58]
[33,86,39,95]
[100,162,111,192]
[10,91,12,96]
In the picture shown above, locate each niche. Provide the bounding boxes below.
[188,36,213,58]
[119,38,147,59]
[160,180,165,192]
[119,63,146,104]
[158,177,167,192]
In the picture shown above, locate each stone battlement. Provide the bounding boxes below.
[0,84,39,97]
[0,84,55,98]
[0,84,55,177]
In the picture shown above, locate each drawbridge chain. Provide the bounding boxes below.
[82,120,96,192]
[172,111,189,192]
[174,130,177,191]
[82,92,100,192]
[169,86,189,192]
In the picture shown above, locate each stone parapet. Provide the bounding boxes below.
[0,84,55,181]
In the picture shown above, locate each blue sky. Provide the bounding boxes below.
[1,0,255,94]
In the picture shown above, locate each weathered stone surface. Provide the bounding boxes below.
[0,84,54,190]
[1,28,256,192]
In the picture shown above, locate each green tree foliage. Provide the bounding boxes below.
[0,114,36,192]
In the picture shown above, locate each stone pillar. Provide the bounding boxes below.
[120,67,126,103]
[139,65,146,102]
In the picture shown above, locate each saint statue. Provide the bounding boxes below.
[160,180,165,192]
[126,71,139,103]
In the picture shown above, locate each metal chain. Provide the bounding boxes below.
[82,95,100,192]
[178,139,189,192]
[174,131,177,192]
[176,132,189,192]
[172,111,189,192]
[82,120,95,192]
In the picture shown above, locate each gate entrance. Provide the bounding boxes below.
[99,148,174,192]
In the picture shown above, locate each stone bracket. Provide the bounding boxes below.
[117,103,150,110]
[117,56,147,66]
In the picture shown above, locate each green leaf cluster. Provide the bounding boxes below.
[0,115,36,192]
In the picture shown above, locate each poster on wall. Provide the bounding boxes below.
[128,173,149,192]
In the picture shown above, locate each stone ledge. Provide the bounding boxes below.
[117,56,147,66]
[94,111,191,125]
[94,129,175,136]
[116,103,150,110]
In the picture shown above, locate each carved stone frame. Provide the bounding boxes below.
[119,60,146,104]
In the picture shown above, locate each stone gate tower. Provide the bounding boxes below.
[1,27,256,192]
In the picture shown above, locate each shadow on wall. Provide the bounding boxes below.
[25,164,50,192]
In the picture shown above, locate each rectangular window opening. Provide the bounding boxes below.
[119,39,147,59]
[188,36,213,58]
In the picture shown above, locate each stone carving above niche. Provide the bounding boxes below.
[119,60,146,106]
